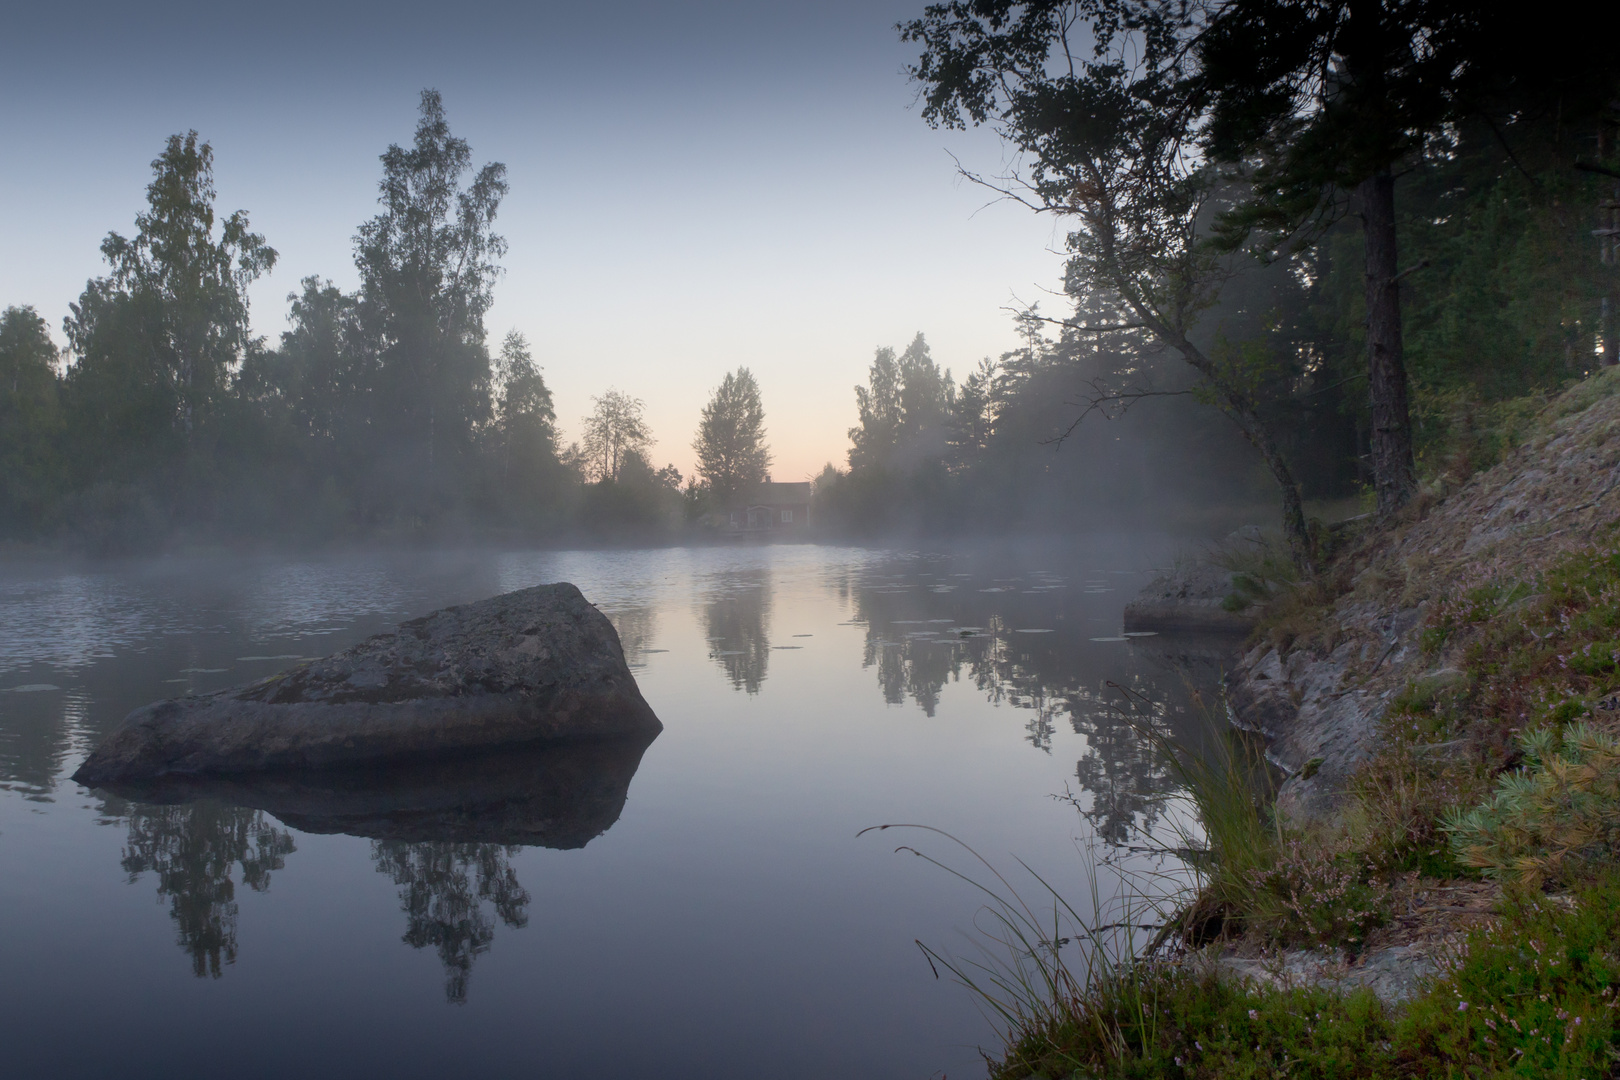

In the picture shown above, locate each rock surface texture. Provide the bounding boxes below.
[1207,942,1447,1007]
[73,583,661,784]
[1226,369,1620,822]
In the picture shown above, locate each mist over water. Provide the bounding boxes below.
[0,537,1232,1079]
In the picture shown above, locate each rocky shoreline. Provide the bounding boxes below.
[1220,371,1620,826]
[1122,556,1256,636]
[1131,369,1620,1006]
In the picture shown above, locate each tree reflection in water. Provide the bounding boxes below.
[120,801,296,977]
[850,560,1225,850]
[370,840,531,1004]
[1067,676,1176,845]
[865,623,959,715]
[102,733,652,998]
[704,573,771,694]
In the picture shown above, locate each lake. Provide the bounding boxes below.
[0,539,1236,1079]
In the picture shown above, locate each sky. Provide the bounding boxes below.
[0,0,1071,482]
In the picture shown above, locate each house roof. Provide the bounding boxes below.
[758,481,812,502]
[724,481,812,512]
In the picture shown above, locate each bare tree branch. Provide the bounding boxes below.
[998,307,1145,334]
[1043,377,1194,449]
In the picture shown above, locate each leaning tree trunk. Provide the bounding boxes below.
[1099,215,1318,573]
[1157,327,1317,574]
[1359,170,1417,516]
[1225,395,1315,576]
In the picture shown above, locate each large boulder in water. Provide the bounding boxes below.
[72,583,661,785]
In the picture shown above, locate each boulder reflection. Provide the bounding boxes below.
[100,733,655,998]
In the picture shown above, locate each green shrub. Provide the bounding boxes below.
[1414,386,1552,482]
[1566,641,1620,678]
[1393,875,1620,1079]
[1445,721,1620,888]
[1211,532,1300,615]
[991,964,1395,1080]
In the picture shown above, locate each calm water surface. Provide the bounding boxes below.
[0,540,1235,1080]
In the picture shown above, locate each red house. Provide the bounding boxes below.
[722,481,811,535]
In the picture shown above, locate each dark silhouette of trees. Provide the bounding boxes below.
[692,367,771,506]
[490,330,568,527]
[580,389,652,483]
[60,132,276,525]
[849,345,902,470]
[85,132,276,447]
[902,0,1620,523]
[900,1,1321,567]
[1194,0,1620,513]
[849,334,953,472]
[5,66,1610,550]
[577,447,684,541]
[0,307,63,533]
[353,89,507,524]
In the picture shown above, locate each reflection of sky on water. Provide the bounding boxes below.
[0,557,466,675]
[0,539,1230,1080]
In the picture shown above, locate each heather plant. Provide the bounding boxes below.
[1445,721,1620,888]
[984,872,1620,1080]
[1362,537,1620,889]
[1245,840,1389,950]
[989,964,1395,1080]
[1413,387,1550,482]
[1346,743,1483,878]
[1452,542,1620,737]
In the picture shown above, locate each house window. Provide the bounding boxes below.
[730,512,739,526]
[781,509,793,523]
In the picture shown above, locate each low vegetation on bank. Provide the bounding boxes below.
[979,374,1620,1079]
[994,874,1620,1080]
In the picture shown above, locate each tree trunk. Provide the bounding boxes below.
[1227,397,1315,575]
[1157,327,1317,574]
[1101,222,1317,573]
[1599,129,1617,367]
[1359,170,1417,516]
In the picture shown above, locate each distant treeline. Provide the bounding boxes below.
[1,93,686,551]
[0,85,1611,552]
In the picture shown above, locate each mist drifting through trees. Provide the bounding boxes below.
[3,27,1619,554]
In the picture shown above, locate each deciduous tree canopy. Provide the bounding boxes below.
[693,368,771,506]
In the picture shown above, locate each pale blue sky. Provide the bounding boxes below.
[0,1,1068,479]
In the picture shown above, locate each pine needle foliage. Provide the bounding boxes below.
[1445,722,1620,888]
